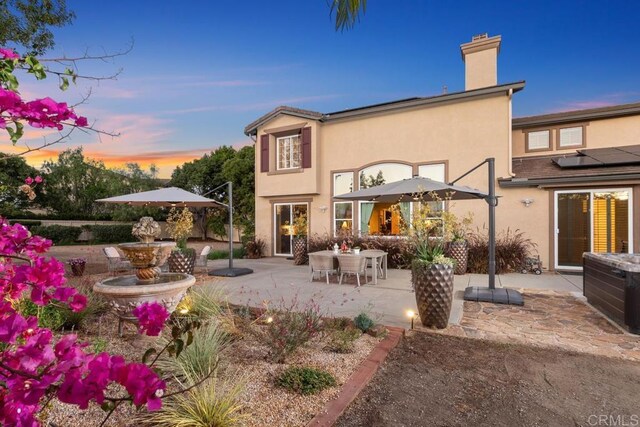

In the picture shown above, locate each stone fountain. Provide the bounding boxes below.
[94,217,195,335]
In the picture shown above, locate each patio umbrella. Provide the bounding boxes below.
[333,176,487,202]
[96,187,224,207]
[335,159,523,306]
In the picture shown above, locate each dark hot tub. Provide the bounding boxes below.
[583,253,640,334]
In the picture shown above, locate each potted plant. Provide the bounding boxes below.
[67,257,86,277]
[292,213,308,265]
[166,207,196,274]
[411,242,455,329]
[444,212,473,275]
[353,246,361,255]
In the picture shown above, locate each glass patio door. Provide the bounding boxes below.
[555,189,632,270]
[274,203,308,256]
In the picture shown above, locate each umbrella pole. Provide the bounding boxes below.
[488,158,496,290]
[228,181,234,271]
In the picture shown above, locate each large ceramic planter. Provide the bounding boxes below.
[71,263,86,277]
[168,249,196,275]
[411,262,454,329]
[293,236,308,265]
[447,240,468,275]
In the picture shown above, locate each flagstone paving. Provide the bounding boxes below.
[429,290,640,362]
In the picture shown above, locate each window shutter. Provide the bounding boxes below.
[301,127,312,168]
[260,134,269,172]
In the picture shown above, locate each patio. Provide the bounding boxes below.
[205,257,582,327]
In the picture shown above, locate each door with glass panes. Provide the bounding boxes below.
[273,203,308,256]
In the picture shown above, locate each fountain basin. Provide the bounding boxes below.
[94,272,195,335]
[118,242,176,281]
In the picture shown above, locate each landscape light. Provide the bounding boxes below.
[405,310,416,330]
[266,316,274,324]
[179,308,189,314]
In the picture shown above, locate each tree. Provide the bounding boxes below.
[221,145,255,235]
[330,0,367,31]
[0,153,40,215]
[0,0,75,55]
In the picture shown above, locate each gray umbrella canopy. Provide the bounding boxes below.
[96,187,223,207]
[334,177,487,203]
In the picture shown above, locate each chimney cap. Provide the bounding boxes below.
[460,34,502,61]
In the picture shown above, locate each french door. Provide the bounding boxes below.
[555,189,633,270]
[274,203,308,256]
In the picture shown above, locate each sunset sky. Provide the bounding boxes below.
[3,0,640,177]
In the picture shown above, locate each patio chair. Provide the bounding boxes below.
[337,255,368,287]
[195,245,212,271]
[361,249,385,279]
[309,254,338,284]
[103,247,132,275]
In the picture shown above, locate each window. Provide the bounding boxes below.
[526,130,550,151]
[276,135,301,170]
[333,172,354,196]
[418,163,446,182]
[558,126,583,148]
[359,163,412,189]
[334,202,353,235]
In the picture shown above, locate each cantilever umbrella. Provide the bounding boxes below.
[335,168,523,306]
[333,176,487,203]
[96,187,224,208]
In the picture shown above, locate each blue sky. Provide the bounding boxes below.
[5,0,640,176]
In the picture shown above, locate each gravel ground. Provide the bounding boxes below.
[41,273,380,426]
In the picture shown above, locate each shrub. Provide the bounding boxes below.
[353,312,375,333]
[326,328,361,353]
[16,299,65,330]
[276,366,337,395]
[158,320,231,385]
[142,376,247,427]
[30,224,82,245]
[91,338,108,353]
[85,224,133,244]
[243,235,266,259]
[207,247,246,260]
[58,287,109,330]
[258,299,323,363]
[324,316,353,331]
[467,227,536,274]
[177,286,225,321]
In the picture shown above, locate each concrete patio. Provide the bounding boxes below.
[205,257,583,328]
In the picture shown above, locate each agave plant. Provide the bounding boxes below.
[414,241,454,267]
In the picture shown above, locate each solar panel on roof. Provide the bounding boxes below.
[555,144,640,168]
[619,145,640,155]
[553,156,603,168]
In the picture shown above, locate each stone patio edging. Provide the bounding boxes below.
[307,326,404,427]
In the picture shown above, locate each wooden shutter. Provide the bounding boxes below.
[301,127,312,169]
[260,134,269,172]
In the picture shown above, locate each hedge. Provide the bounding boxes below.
[84,224,133,244]
[9,220,42,230]
[31,225,83,245]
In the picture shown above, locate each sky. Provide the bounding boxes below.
[3,0,640,177]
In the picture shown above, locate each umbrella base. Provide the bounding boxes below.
[463,286,524,306]
[208,268,253,277]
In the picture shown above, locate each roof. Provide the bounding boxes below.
[499,151,640,187]
[513,101,640,129]
[244,81,526,136]
[95,187,224,207]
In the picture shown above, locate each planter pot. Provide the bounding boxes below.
[447,240,468,275]
[411,262,454,329]
[71,263,86,277]
[293,236,308,265]
[168,249,196,275]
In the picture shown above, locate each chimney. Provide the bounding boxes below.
[460,33,501,91]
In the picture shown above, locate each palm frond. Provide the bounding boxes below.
[329,0,367,31]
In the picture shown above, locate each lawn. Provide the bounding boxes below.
[337,332,640,426]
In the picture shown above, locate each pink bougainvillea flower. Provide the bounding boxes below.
[0,48,19,59]
[34,176,43,183]
[75,116,88,127]
[132,302,170,336]
[24,177,34,185]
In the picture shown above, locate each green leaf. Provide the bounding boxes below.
[59,76,69,91]
[142,348,157,364]
[174,339,184,357]
[171,325,181,340]
[100,401,113,412]
[167,343,175,356]
[186,330,194,346]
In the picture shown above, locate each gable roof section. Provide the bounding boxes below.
[513,101,640,129]
[244,81,526,136]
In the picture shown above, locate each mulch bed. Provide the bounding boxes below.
[336,331,640,427]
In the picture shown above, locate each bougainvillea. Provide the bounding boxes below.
[0,219,173,426]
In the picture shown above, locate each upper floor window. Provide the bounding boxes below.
[418,163,446,182]
[558,126,584,148]
[277,135,301,170]
[526,130,550,151]
[333,172,354,196]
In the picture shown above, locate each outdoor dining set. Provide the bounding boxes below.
[308,249,388,286]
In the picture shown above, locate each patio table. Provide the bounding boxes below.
[308,250,388,285]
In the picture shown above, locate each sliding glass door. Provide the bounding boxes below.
[274,203,308,256]
[555,189,632,270]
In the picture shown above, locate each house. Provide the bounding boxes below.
[244,34,640,271]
